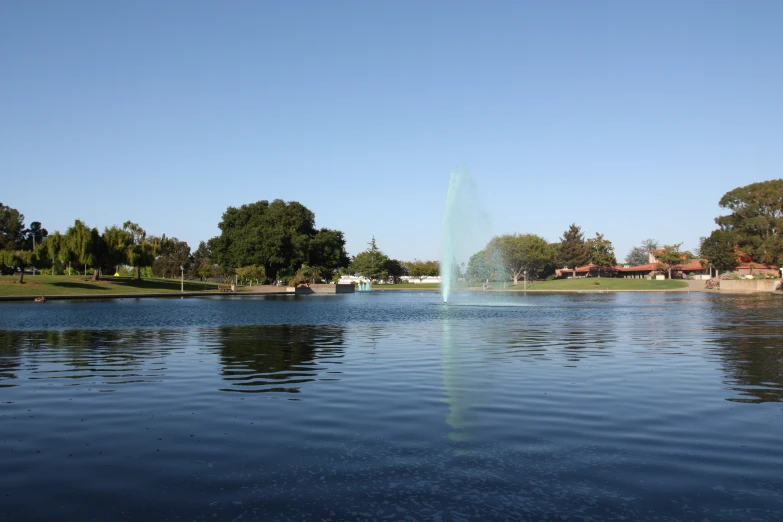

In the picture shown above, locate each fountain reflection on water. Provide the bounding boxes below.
[441,318,474,443]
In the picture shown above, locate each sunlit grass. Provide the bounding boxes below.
[0,275,229,296]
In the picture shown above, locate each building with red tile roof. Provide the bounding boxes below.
[556,249,779,280]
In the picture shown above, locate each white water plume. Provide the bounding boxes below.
[441,169,489,303]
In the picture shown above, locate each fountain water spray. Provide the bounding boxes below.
[441,169,487,303]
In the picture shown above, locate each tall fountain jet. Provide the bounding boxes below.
[441,169,487,303]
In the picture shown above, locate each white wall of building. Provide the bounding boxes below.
[338,275,442,285]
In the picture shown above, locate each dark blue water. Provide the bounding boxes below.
[1,291,782,521]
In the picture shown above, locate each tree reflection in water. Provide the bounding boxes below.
[0,329,182,390]
[707,295,783,403]
[204,324,345,394]
[0,331,23,388]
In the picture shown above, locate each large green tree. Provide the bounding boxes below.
[587,233,617,276]
[103,226,131,273]
[700,230,739,274]
[209,200,319,282]
[408,259,440,282]
[0,250,37,283]
[123,221,156,280]
[151,236,191,278]
[655,243,689,279]
[466,249,491,283]
[0,203,25,252]
[558,224,590,277]
[625,239,658,266]
[235,265,266,285]
[63,220,103,281]
[625,246,648,267]
[307,228,350,281]
[0,204,26,274]
[40,231,65,275]
[488,233,553,284]
[715,179,783,265]
[22,222,48,251]
[190,241,213,280]
[384,258,407,284]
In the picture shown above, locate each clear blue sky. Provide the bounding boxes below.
[2,1,782,262]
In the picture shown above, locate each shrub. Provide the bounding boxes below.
[288,274,306,287]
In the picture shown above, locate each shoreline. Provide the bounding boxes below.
[0,288,697,302]
[4,281,780,302]
[0,290,293,302]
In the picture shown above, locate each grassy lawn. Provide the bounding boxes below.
[0,275,231,296]
[484,278,688,291]
[1,275,689,296]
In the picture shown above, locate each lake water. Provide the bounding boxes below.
[1,291,782,521]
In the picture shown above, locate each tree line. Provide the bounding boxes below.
[2,179,780,285]
[205,201,442,285]
[463,226,618,284]
[0,198,440,286]
[464,179,783,283]
[0,206,197,283]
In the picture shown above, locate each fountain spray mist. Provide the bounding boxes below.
[441,169,488,303]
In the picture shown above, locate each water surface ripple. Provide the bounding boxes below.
[1,291,782,521]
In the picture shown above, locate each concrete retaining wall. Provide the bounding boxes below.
[720,279,782,292]
[294,284,355,295]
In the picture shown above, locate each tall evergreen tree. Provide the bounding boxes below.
[348,236,390,283]
[558,224,590,277]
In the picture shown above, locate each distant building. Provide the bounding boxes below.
[337,275,442,285]
[557,249,779,280]
[731,250,779,277]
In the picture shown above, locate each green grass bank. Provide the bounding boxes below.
[0,275,236,297]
